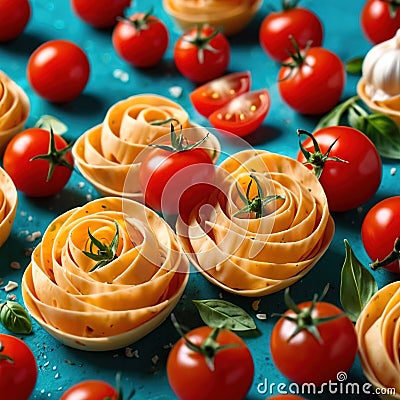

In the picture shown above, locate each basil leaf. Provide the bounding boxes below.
[345,56,364,75]
[340,240,378,322]
[362,114,400,159]
[193,299,256,331]
[0,301,32,334]
[315,96,358,130]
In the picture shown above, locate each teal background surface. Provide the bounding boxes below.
[0,0,399,399]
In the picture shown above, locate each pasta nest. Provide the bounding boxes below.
[176,149,335,296]
[22,197,189,351]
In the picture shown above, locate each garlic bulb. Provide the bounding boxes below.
[363,29,400,101]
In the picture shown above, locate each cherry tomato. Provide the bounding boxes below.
[361,0,400,44]
[259,5,323,62]
[112,10,169,67]
[190,71,251,118]
[0,334,37,400]
[27,39,90,103]
[0,0,31,42]
[208,89,270,137]
[3,127,74,197]
[61,380,118,400]
[278,46,345,115]
[71,0,131,28]
[174,25,231,83]
[361,196,400,273]
[138,142,215,217]
[270,298,357,386]
[297,127,382,212]
[167,326,254,400]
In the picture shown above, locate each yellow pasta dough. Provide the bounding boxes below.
[163,0,263,36]
[176,149,334,296]
[0,167,18,247]
[72,94,220,200]
[22,197,189,351]
[356,281,400,399]
[0,70,30,154]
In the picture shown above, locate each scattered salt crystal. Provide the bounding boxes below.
[3,281,18,292]
[28,216,33,221]
[10,261,21,270]
[86,194,93,201]
[52,366,57,371]
[26,231,42,242]
[151,355,159,365]
[390,167,397,176]
[163,343,173,349]
[256,313,268,320]
[125,347,139,358]
[357,206,363,214]
[168,86,183,98]
[218,292,223,299]
[252,299,261,312]
[54,373,60,379]
[20,211,27,217]
[78,182,85,188]
[113,69,129,83]
[44,361,50,367]
[7,294,17,301]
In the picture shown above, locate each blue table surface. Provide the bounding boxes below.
[0,0,399,399]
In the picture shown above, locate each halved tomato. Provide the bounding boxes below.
[190,71,251,118]
[208,89,270,137]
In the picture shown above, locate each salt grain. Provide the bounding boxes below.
[125,347,139,358]
[151,355,159,365]
[168,86,183,98]
[390,167,397,176]
[256,313,268,320]
[3,281,18,292]
[26,231,42,242]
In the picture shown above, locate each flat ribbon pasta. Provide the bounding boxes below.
[0,70,30,154]
[162,0,262,36]
[22,197,189,348]
[176,149,334,296]
[0,167,17,247]
[72,94,220,200]
[356,281,400,398]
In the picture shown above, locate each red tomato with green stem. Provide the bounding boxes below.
[278,41,345,115]
[27,39,90,103]
[208,89,270,137]
[138,124,215,218]
[297,127,382,212]
[0,334,37,400]
[361,196,400,273]
[361,0,400,44]
[270,286,358,386]
[0,0,31,42]
[61,373,134,400]
[174,25,231,83]
[167,323,254,400]
[3,127,74,197]
[259,0,323,62]
[71,0,131,28]
[112,9,169,67]
[190,71,251,118]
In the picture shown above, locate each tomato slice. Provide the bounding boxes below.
[208,89,270,137]
[190,71,251,118]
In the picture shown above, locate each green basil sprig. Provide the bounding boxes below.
[0,301,32,334]
[193,299,256,332]
[340,240,378,322]
[316,96,400,159]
